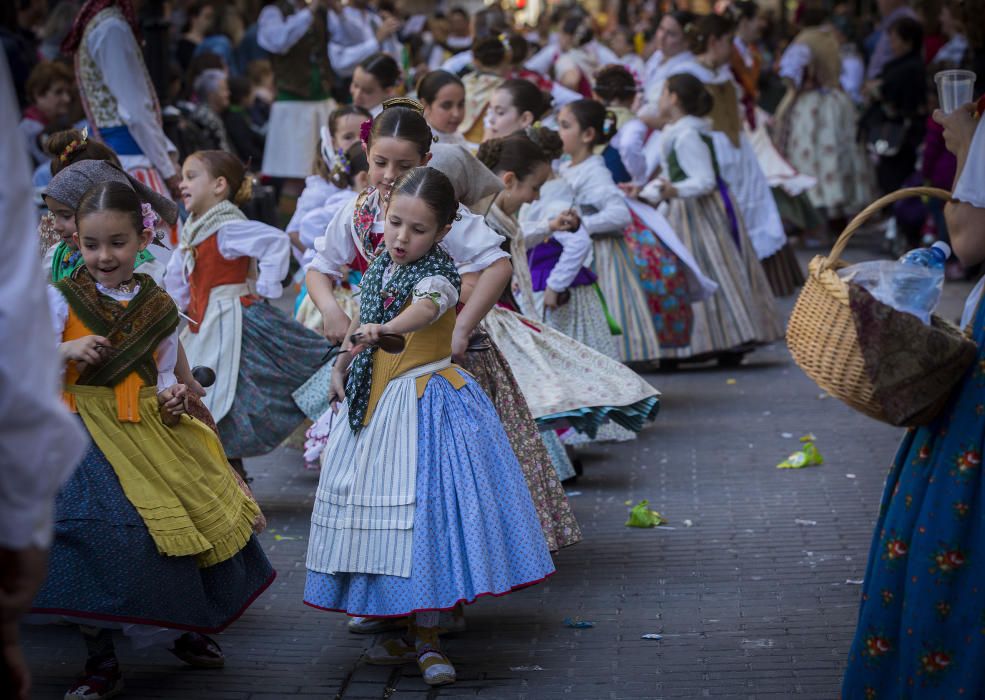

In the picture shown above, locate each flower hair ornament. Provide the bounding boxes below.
[498,33,512,55]
[59,126,88,162]
[321,125,351,178]
[140,202,159,230]
[359,118,373,144]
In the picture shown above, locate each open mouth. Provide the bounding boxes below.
[392,246,407,258]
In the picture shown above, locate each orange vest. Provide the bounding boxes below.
[186,235,251,333]
[62,304,149,422]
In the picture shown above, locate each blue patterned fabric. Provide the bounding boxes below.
[540,429,576,482]
[304,371,555,616]
[218,300,334,457]
[536,395,660,439]
[32,434,275,632]
[842,298,985,698]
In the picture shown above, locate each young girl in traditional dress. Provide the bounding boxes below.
[593,65,719,352]
[42,158,172,285]
[418,70,468,146]
[460,35,513,143]
[32,181,274,700]
[287,105,370,257]
[483,77,553,142]
[304,167,555,686]
[476,129,661,442]
[639,74,782,363]
[164,151,334,475]
[351,53,401,118]
[676,14,799,299]
[302,99,580,571]
[550,98,662,364]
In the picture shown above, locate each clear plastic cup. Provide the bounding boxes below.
[934,69,976,114]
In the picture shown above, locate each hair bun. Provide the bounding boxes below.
[234,175,253,206]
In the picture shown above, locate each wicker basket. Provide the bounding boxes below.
[786,186,961,425]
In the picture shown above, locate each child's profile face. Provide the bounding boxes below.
[44,195,78,246]
[657,84,675,120]
[75,210,151,289]
[507,161,551,209]
[333,113,365,153]
[424,82,466,135]
[179,155,224,217]
[384,192,446,265]
[556,106,588,156]
[484,88,527,140]
[367,137,428,197]
[350,66,391,112]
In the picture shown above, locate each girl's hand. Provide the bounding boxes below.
[328,365,347,413]
[543,288,562,309]
[60,335,110,366]
[933,103,977,157]
[322,307,352,345]
[549,210,580,233]
[159,384,188,417]
[660,181,678,200]
[618,183,641,199]
[351,323,386,351]
[451,327,469,364]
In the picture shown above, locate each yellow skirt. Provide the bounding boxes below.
[68,384,260,567]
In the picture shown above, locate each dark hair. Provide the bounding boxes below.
[187,150,252,205]
[417,70,464,104]
[562,15,593,46]
[329,104,372,134]
[473,6,509,40]
[332,141,370,189]
[666,73,714,117]
[449,6,468,20]
[508,33,530,65]
[47,129,122,175]
[564,98,616,145]
[473,34,511,67]
[367,102,434,157]
[228,74,250,106]
[667,10,697,32]
[182,1,214,33]
[593,64,637,103]
[497,78,553,119]
[686,13,734,54]
[359,53,401,89]
[76,181,143,234]
[889,16,924,53]
[388,166,459,229]
[477,127,560,179]
[732,1,759,22]
[246,58,273,86]
[25,61,73,101]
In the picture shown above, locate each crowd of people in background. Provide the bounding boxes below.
[3,0,985,698]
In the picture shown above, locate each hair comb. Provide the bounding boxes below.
[381,97,425,115]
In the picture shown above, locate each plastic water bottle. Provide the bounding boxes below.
[893,241,950,322]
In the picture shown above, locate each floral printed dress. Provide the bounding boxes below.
[842,297,985,698]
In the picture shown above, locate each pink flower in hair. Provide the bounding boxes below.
[359,118,373,144]
[140,202,158,230]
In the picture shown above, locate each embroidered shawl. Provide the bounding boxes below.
[345,247,461,431]
[56,269,179,388]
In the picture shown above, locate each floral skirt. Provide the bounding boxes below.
[529,284,619,359]
[303,372,555,617]
[842,301,985,697]
[460,338,582,551]
[218,301,334,458]
[776,89,874,219]
[622,211,694,349]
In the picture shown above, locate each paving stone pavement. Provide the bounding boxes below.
[22,253,975,700]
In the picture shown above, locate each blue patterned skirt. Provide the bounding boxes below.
[218,300,334,458]
[304,372,556,617]
[842,300,985,698]
[31,435,275,633]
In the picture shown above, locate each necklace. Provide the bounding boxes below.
[114,278,138,294]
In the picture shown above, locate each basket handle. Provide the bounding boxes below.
[820,187,953,272]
